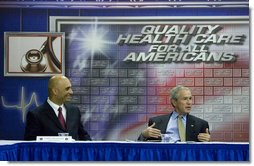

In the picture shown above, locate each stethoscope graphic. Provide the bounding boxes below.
[20,36,61,72]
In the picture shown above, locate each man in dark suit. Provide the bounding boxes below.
[138,85,210,142]
[24,75,91,141]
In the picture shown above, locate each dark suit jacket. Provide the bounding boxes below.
[138,113,209,142]
[24,101,91,141]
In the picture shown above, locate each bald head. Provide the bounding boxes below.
[48,75,67,94]
[48,75,73,105]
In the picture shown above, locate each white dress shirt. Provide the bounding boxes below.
[47,98,66,121]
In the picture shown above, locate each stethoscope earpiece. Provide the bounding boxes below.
[20,49,47,72]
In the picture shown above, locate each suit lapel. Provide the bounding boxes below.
[186,114,196,141]
[157,114,171,133]
[64,103,71,131]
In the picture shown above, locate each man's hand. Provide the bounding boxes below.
[141,122,161,138]
[197,128,211,142]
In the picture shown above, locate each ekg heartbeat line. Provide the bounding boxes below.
[1,86,40,122]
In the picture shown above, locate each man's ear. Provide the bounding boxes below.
[52,88,58,96]
[171,99,176,107]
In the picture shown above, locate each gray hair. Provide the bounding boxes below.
[170,85,191,100]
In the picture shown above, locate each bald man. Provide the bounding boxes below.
[24,75,91,141]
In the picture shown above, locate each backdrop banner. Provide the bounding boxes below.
[49,16,249,141]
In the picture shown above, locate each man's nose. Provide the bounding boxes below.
[69,89,73,95]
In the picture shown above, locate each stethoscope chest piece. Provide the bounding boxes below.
[20,49,47,72]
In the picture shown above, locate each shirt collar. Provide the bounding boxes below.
[47,98,64,111]
[172,110,187,120]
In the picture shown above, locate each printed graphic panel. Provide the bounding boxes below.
[4,32,65,77]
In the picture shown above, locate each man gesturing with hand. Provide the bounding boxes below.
[138,85,211,142]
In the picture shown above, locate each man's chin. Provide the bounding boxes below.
[65,97,72,102]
